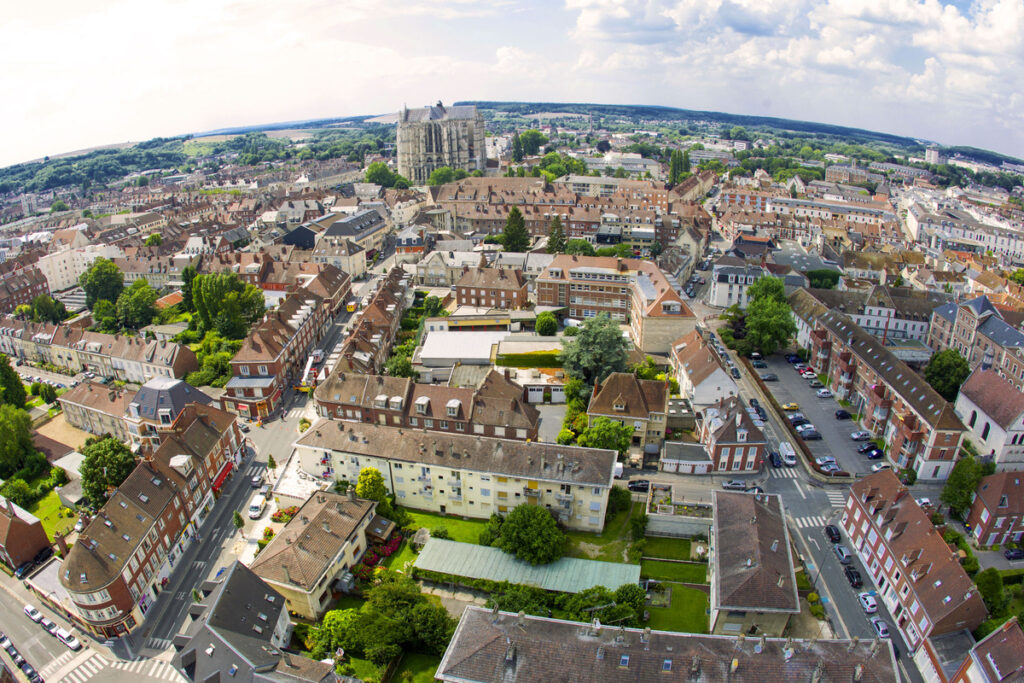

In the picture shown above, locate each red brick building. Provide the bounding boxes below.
[454,267,528,309]
[0,496,50,571]
[965,471,1024,547]
[696,396,766,472]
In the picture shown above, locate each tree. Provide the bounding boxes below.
[535,312,558,336]
[80,437,137,507]
[564,239,596,256]
[384,354,418,379]
[494,504,565,565]
[577,417,633,456]
[681,150,691,173]
[29,295,68,324]
[0,355,26,409]
[502,206,531,252]
[631,356,659,380]
[748,275,786,303]
[116,278,159,330]
[365,161,403,188]
[192,272,265,338]
[423,296,445,317]
[267,454,277,471]
[744,296,796,356]
[144,233,162,246]
[0,405,35,478]
[975,568,1008,616]
[50,199,69,212]
[561,313,629,385]
[38,384,57,405]
[233,511,244,534]
[596,139,611,153]
[669,149,684,185]
[511,133,524,162]
[519,130,548,156]
[410,602,456,654]
[356,467,388,504]
[427,167,456,186]
[0,479,32,507]
[806,269,841,289]
[1010,269,1024,286]
[91,299,117,332]
[924,349,970,402]
[941,455,984,519]
[595,243,632,258]
[547,216,567,254]
[80,257,124,309]
[181,265,198,312]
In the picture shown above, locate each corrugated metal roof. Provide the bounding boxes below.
[414,538,640,593]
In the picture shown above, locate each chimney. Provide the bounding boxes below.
[54,532,69,558]
[282,565,291,583]
[322,521,330,533]
[347,488,356,502]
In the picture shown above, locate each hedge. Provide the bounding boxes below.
[495,353,562,368]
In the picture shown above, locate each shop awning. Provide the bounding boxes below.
[211,462,233,491]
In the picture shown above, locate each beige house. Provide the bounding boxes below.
[58,382,133,442]
[294,421,616,531]
[249,491,390,619]
[587,372,669,449]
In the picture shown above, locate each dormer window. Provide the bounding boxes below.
[389,396,403,411]
[374,394,387,409]
[416,396,430,415]
[447,399,461,417]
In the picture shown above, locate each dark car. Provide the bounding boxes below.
[627,480,650,493]
[790,417,809,428]
[844,566,863,588]
[801,430,822,440]
[864,448,884,460]
[808,380,825,388]
[730,367,741,379]
[759,373,778,382]
[769,450,782,467]
[1005,548,1024,561]
[824,525,841,543]
[33,547,53,565]
[835,409,852,420]
[857,442,877,453]
[755,407,767,421]
[749,398,761,409]
[14,562,34,579]
[745,486,765,495]
[751,360,767,368]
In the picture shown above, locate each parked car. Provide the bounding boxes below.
[794,363,807,371]
[55,628,81,650]
[74,518,85,533]
[858,592,878,613]
[801,430,822,440]
[39,618,56,634]
[820,462,841,473]
[815,456,837,466]
[871,463,892,472]
[782,402,800,411]
[864,448,884,460]
[790,417,809,428]
[730,367,741,379]
[824,525,841,543]
[627,480,650,493]
[850,431,872,441]
[745,486,765,495]
[801,370,816,379]
[250,474,263,488]
[722,480,748,490]
[787,412,806,423]
[33,547,52,565]
[759,373,778,382]
[1004,548,1024,560]
[808,380,825,388]
[785,354,801,363]
[751,360,767,368]
[816,389,833,398]
[768,450,782,467]
[835,409,852,420]
[239,422,250,433]
[844,566,862,587]
[749,398,761,409]
[14,562,34,579]
[870,617,890,638]
[857,442,877,453]
[23,605,42,622]
[795,422,816,432]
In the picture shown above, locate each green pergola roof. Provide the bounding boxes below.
[413,538,641,593]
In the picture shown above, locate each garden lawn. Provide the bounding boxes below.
[646,585,709,633]
[383,509,489,573]
[28,490,75,538]
[346,657,380,681]
[565,501,644,563]
[642,536,691,561]
[332,594,365,611]
[641,560,707,584]
[392,653,441,683]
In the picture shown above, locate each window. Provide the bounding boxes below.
[663,660,672,672]
[240,365,250,376]
[257,365,268,375]
[619,655,630,668]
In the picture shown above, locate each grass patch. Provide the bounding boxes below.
[346,656,381,682]
[643,537,691,561]
[641,560,707,584]
[392,653,441,683]
[332,594,365,611]
[28,490,75,538]
[646,585,709,633]
[26,396,44,408]
[495,351,562,368]
[565,502,644,563]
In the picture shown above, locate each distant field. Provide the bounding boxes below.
[531,112,588,119]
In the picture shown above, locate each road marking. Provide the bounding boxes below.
[825,490,848,507]
[808,537,819,550]
[792,515,827,528]
[48,648,100,683]
[40,650,77,677]
[793,480,807,499]
[768,468,798,479]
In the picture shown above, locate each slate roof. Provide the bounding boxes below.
[966,617,1024,682]
[959,368,1024,430]
[436,607,899,683]
[129,377,213,422]
[974,472,1024,520]
[588,372,668,420]
[670,330,728,388]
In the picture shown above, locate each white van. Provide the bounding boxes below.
[779,441,797,467]
[248,495,267,519]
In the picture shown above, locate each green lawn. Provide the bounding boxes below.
[643,536,691,561]
[392,653,441,682]
[647,585,709,633]
[383,508,490,573]
[28,490,75,539]
[346,656,381,681]
[331,594,365,611]
[565,501,644,563]
[641,560,707,584]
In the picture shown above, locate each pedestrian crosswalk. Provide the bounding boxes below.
[110,657,185,681]
[145,636,173,650]
[792,515,828,529]
[39,650,79,678]
[825,490,848,507]
[286,406,305,418]
[768,468,799,479]
[57,652,108,683]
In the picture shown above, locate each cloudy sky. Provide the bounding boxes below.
[3,0,1023,167]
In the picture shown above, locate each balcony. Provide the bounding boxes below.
[417,475,431,483]
[523,487,540,498]
[419,488,433,498]
[556,492,574,503]
[448,493,463,502]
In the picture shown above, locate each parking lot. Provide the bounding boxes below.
[758,356,875,476]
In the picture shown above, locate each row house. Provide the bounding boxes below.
[59,382,134,442]
[311,236,367,280]
[947,618,1024,683]
[554,175,670,208]
[36,244,124,292]
[221,291,330,419]
[587,372,669,449]
[954,368,1024,469]
[0,496,51,573]
[454,267,528,309]
[966,471,1024,548]
[768,197,895,225]
[798,285,944,343]
[707,259,766,309]
[59,404,241,638]
[0,320,198,382]
[696,396,766,472]
[791,289,965,481]
[415,250,484,287]
[294,420,616,531]
[842,471,987,652]
[536,254,695,354]
[112,253,199,289]
[670,330,737,408]
[314,369,540,441]
[259,262,352,315]
[335,268,408,375]
[0,266,48,314]
[929,296,1024,391]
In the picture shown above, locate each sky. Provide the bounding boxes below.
[2,0,1023,167]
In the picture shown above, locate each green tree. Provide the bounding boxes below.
[91,299,118,332]
[511,133,524,162]
[0,479,32,507]
[748,275,786,303]
[29,295,68,324]
[144,233,162,246]
[365,161,397,187]
[975,568,1007,616]
[577,416,633,457]
[356,467,389,504]
[0,405,34,479]
[80,437,137,507]
[267,454,277,471]
[192,272,265,338]
[614,583,647,616]
[384,354,418,379]
[0,355,26,409]
[941,455,984,519]
[1010,269,1024,286]
[494,504,565,565]
[564,239,596,256]
[38,384,57,404]
[547,216,567,253]
[181,265,198,312]
[560,313,630,384]
[744,296,796,355]
[519,130,548,156]
[535,311,558,336]
[115,278,159,330]
[423,296,445,317]
[614,166,627,178]
[50,199,69,212]
[502,206,531,252]
[486,584,551,616]
[80,257,125,309]
[669,149,684,185]
[595,244,632,258]
[806,269,841,289]
[427,167,456,186]
[924,349,970,402]
[681,150,691,173]
[233,511,244,533]
[410,602,456,654]
[631,356,659,380]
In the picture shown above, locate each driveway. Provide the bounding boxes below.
[535,404,567,444]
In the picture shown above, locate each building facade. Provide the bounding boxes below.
[396,103,486,185]
[965,472,1024,548]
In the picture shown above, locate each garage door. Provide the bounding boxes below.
[550,386,566,403]
[527,386,544,403]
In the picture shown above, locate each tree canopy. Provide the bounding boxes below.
[518,130,548,156]
[564,239,596,256]
[490,504,565,565]
[18,295,69,324]
[80,258,124,309]
[547,216,567,254]
[511,133,524,162]
[924,349,970,402]
[80,437,137,508]
[502,206,531,252]
[192,272,265,338]
[535,311,558,336]
[742,276,795,355]
[0,355,26,410]
[806,269,841,289]
[0,404,35,479]
[940,455,992,519]
[144,233,162,246]
[576,416,633,456]
[365,161,411,189]
[115,278,159,330]
[560,313,629,384]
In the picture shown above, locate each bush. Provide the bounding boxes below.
[807,592,820,604]
[431,527,451,540]
[809,602,826,619]
[607,486,631,517]
[630,514,648,540]
[535,312,557,336]
[562,326,578,337]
